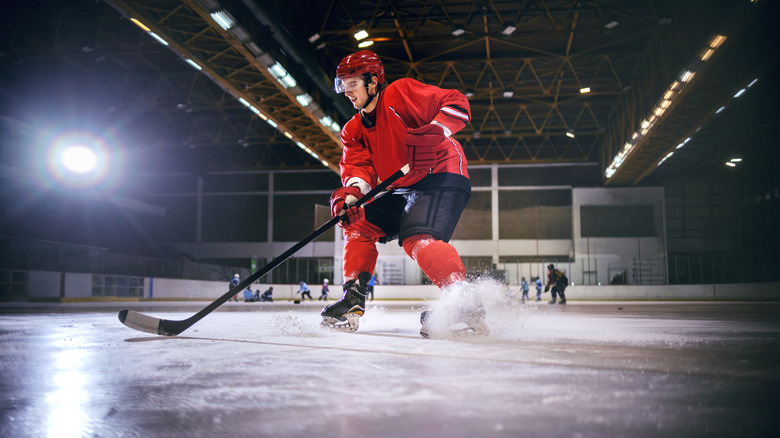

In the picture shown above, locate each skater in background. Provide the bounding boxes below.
[320,50,487,338]
[260,286,274,302]
[545,264,569,305]
[535,277,543,301]
[367,273,376,301]
[297,281,312,301]
[318,278,330,301]
[243,288,255,302]
[520,277,529,302]
[230,273,240,302]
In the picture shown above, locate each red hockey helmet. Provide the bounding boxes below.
[334,50,384,93]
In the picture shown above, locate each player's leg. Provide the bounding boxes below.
[398,175,488,338]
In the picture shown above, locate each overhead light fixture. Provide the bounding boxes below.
[296,94,313,107]
[129,18,150,32]
[185,59,202,71]
[308,33,321,43]
[451,25,466,36]
[354,29,369,41]
[725,162,736,167]
[579,86,591,94]
[501,23,516,36]
[708,34,727,49]
[566,130,575,138]
[464,90,475,98]
[148,32,168,46]
[502,90,514,98]
[604,20,619,30]
[730,158,742,163]
[209,10,236,31]
[358,40,374,48]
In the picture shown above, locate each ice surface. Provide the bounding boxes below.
[1,299,779,437]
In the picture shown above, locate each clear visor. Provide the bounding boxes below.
[334,77,365,93]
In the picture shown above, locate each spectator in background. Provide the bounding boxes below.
[260,287,274,302]
[535,276,543,302]
[243,288,255,302]
[367,273,377,301]
[297,281,313,301]
[318,279,330,301]
[230,273,240,302]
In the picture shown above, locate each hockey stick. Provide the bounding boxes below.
[118,164,411,336]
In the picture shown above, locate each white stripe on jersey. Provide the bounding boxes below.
[441,106,469,121]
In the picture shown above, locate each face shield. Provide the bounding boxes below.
[334,76,365,93]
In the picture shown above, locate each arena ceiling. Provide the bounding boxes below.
[1,0,778,189]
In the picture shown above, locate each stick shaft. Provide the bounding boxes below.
[123,164,410,335]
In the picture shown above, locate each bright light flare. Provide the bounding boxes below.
[41,130,121,191]
[62,146,97,173]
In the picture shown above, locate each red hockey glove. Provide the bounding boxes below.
[405,124,445,171]
[342,205,366,226]
[330,186,365,226]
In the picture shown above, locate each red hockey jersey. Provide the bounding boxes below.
[339,78,471,189]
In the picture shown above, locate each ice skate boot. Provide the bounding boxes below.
[420,288,490,339]
[558,293,566,305]
[320,272,370,332]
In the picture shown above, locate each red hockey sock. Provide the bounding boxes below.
[342,222,384,281]
[403,235,465,288]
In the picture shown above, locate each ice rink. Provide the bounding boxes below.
[1,298,779,438]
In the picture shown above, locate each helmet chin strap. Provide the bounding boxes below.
[360,73,379,110]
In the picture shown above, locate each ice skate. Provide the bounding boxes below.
[419,287,490,339]
[320,272,370,332]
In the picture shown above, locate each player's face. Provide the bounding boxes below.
[342,76,368,109]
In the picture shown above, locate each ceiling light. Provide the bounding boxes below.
[308,33,320,43]
[502,90,514,98]
[579,86,591,94]
[148,32,168,46]
[296,94,313,107]
[358,40,374,48]
[185,59,202,71]
[730,158,742,162]
[725,162,736,167]
[129,18,150,32]
[452,25,466,36]
[566,130,575,138]
[354,30,369,41]
[501,23,516,36]
[209,11,236,31]
[708,34,727,49]
[604,20,619,30]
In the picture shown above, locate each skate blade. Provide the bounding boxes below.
[320,313,361,332]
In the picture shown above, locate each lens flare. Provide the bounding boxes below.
[62,145,98,173]
[37,129,124,191]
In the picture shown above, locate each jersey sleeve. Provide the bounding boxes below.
[393,78,471,134]
[339,119,378,189]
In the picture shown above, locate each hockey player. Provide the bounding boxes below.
[534,277,543,301]
[297,281,312,301]
[520,277,530,302]
[318,278,330,301]
[320,50,488,338]
[544,264,569,304]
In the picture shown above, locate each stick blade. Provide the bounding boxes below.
[118,309,191,336]
[118,309,166,335]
